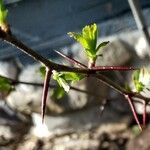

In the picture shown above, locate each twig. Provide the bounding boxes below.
[124,94,142,131]
[0,74,104,98]
[142,100,147,127]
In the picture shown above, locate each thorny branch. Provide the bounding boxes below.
[0,27,149,129]
[54,50,149,130]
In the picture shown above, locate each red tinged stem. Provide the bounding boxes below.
[124,94,142,131]
[41,68,52,123]
[92,66,138,71]
[88,60,96,69]
[142,100,147,127]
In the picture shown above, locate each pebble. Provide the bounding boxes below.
[0,59,19,80]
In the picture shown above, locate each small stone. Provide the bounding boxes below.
[67,77,108,109]
[96,39,131,66]
[127,125,150,150]
[6,88,43,114]
[0,101,31,148]
[135,37,150,58]
[6,64,44,114]
[31,104,130,138]
[18,64,43,92]
[0,59,19,80]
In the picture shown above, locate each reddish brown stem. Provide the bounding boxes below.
[88,60,96,69]
[92,66,138,71]
[41,68,52,123]
[124,94,142,131]
[142,100,147,127]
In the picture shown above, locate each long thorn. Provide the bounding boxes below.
[54,50,87,68]
[142,100,147,127]
[41,68,52,123]
[124,94,142,131]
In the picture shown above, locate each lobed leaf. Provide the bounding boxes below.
[52,86,65,99]
[39,66,46,78]
[52,71,70,92]
[52,71,85,92]
[0,0,8,25]
[138,68,150,85]
[96,41,109,52]
[132,68,150,93]
[68,24,97,61]
[60,72,85,83]
[0,76,13,92]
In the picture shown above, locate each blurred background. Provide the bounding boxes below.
[1,0,150,63]
[0,0,150,149]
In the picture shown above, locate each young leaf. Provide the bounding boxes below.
[132,68,150,93]
[0,0,8,27]
[133,70,144,93]
[52,71,85,92]
[51,86,65,99]
[138,68,150,85]
[82,23,97,51]
[134,81,144,93]
[60,72,85,83]
[0,76,13,92]
[96,41,109,53]
[39,66,46,78]
[52,71,70,92]
[68,23,97,62]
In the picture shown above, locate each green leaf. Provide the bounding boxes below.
[132,68,150,93]
[0,0,8,25]
[96,41,109,53]
[0,76,13,92]
[134,81,144,93]
[52,86,65,99]
[39,66,46,78]
[52,71,85,92]
[133,70,144,93]
[138,68,150,85]
[133,70,140,81]
[68,23,97,61]
[82,23,97,51]
[52,71,70,92]
[61,72,84,83]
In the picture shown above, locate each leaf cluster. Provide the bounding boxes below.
[132,68,150,93]
[68,24,109,62]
